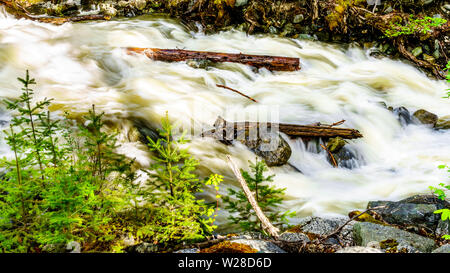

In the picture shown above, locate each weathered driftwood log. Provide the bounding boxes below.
[226,155,280,239]
[0,0,110,25]
[126,47,301,72]
[202,117,363,140]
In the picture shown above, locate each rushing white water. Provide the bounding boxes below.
[1,9,449,228]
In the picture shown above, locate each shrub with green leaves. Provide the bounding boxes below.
[130,112,222,245]
[384,15,447,38]
[223,158,295,233]
[430,68,450,240]
[0,71,136,252]
[429,165,450,240]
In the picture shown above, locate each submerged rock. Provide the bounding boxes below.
[367,194,450,231]
[353,222,436,252]
[333,147,360,169]
[392,106,413,125]
[131,119,160,144]
[413,109,438,127]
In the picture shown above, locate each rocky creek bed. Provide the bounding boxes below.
[4,0,450,78]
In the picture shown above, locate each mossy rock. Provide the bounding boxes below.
[435,117,450,130]
[412,109,438,127]
[326,137,346,153]
[348,210,386,226]
[199,241,258,253]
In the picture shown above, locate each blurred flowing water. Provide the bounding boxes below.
[1,9,449,227]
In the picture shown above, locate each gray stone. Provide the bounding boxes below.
[66,241,81,253]
[334,147,360,169]
[336,246,383,253]
[42,243,67,253]
[127,242,158,253]
[281,23,296,37]
[174,248,200,253]
[367,195,450,231]
[235,0,249,7]
[397,242,421,253]
[393,106,412,125]
[293,14,304,23]
[278,232,310,243]
[296,216,354,245]
[411,47,423,57]
[443,4,450,11]
[435,117,450,130]
[133,0,147,10]
[236,131,292,167]
[269,26,278,34]
[132,119,160,144]
[229,239,286,253]
[435,219,450,238]
[413,109,438,127]
[432,244,450,253]
[353,222,436,253]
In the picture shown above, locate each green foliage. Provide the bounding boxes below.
[0,71,136,252]
[444,61,450,99]
[130,113,222,245]
[222,158,295,233]
[0,71,223,252]
[430,165,450,240]
[384,15,447,38]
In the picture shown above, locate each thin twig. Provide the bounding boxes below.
[322,206,386,240]
[216,84,259,103]
[226,155,280,239]
[320,144,338,168]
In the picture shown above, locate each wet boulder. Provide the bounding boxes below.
[353,222,436,253]
[432,244,450,253]
[333,147,360,169]
[393,106,413,125]
[237,131,292,167]
[435,116,450,130]
[367,195,450,232]
[326,137,346,153]
[413,109,438,127]
[206,117,292,167]
[290,216,354,246]
[130,119,160,144]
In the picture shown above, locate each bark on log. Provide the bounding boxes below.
[0,0,111,25]
[226,155,280,239]
[126,47,301,72]
[202,117,363,140]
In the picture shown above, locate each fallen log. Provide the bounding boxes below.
[0,0,110,25]
[126,47,301,72]
[202,117,363,140]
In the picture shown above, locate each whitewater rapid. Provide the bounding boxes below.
[1,9,449,228]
